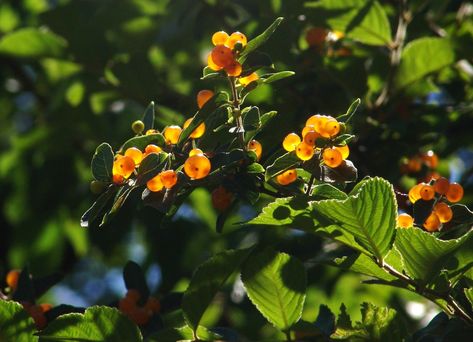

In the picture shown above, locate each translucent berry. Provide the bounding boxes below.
[211,45,234,68]
[335,145,349,159]
[303,131,320,146]
[145,297,161,313]
[282,133,301,152]
[129,307,150,326]
[408,183,423,204]
[239,72,259,86]
[119,297,136,314]
[446,183,464,203]
[189,148,204,157]
[434,202,453,223]
[207,53,223,71]
[125,147,143,165]
[296,142,314,161]
[301,125,315,138]
[184,154,211,179]
[397,213,414,228]
[160,170,178,189]
[131,120,145,134]
[423,212,441,232]
[212,31,229,46]
[306,115,329,134]
[305,27,327,46]
[211,186,234,212]
[113,156,135,178]
[321,118,340,138]
[407,157,422,173]
[421,150,438,169]
[225,31,247,49]
[276,169,298,185]
[126,289,141,303]
[433,177,449,195]
[147,174,164,192]
[40,303,52,313]
[224,60,242,77]
[6,269,20,290]
[323,147,342,168]
[183,118,206,139]
[248,140,262,161]
[163,125,182,144]
[113,174,125,185]
[419,184,435,201]
[144,144,162,155]
[197,90,214,109]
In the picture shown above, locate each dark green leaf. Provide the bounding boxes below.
[314,305,336,336]
[12,267,36,303]
[241,51,273,77]
[239,17,284,60]
[142,101,155,131]
[337,98,361,122]
[119,133,165,153]
[261,71,295,84]
[245,110,277,142]
[80,186,118,228]
[123,261,150,304]
[91,143,114,182]
[0,27,66,58]
[265,151,300,181]
[135,152,167,186]
[242,106,261,131]
[0,300,37,342]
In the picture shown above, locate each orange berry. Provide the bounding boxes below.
[125,147,143,165]
[408,183,424,204]
[335,145,349,159]
[147,174,164,192]
[189,148,204,157]
[397,213,414,228]
[184,154,211,179]
[305,27,327,46]
[225,31,247,49]
[282,133,301,152]
[276,169,298,185]
[39,303,52,313]
[119,297,136,314]
[211,45,234,68]
[129,307,151,326]
[296,141,314,161]
[320,118,340,138]
[144,144,162,155]
[301,125,315,138]
[183,118,206,139]
[306,115,329,134]
[32,311,47,330]
[211,186,234,212]
[421,150,438,169]
[196,90,214,109]
[239,72,259,86]
[207,53,223,71]
[224,60,242,77]
[248,140,262,161]
[126,289,141,302]
[303,131,320,146]
[407,157,422,173]
[212,31,229,46]
[163,125,182,144]
[6,269,20,290]
[423,212,441,232]
[419,184,435,201]
[433,177,450,195]
[323,147,342,168]
[145,297,161,313]
[434,202,453,223]
[113,174,125,185]
[160,170,178,189]
[113,156,136,179]
[446,183,464,203]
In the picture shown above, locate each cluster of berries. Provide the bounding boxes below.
[400,150,439,181]
[118,289,160,326]
[277,114,349,185]
[397,177,464,232]
[111,90,215,192]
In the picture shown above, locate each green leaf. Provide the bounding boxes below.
[336,98,361,122]
[80,186,118,228]
[241,51,273,77]
[100,186,137,226]
[394,228,472,285]
[311,177,396,262]
[118,133,165,153]
[310,183,348,200]
[123,261,150,304]
[135,152,167,186]
[245,110,278,143]
[65,80,85,107]
[265,151,300,181]
[91,143,114,182]
[333,252,397,282]
[465,288,473,308]
[395,38,455,90]
[261,71,295,84]
[0,27,67,58]
[306,0,392,46]
[246,162,265,174]
[201,66,221,80]
[148,325,221,342]
[0,300,37,342]
[242,106,261,131]
[239,17,284,60]
[38,306,142,342]
[142,101,155,131]
[241,249,306,331]
[12,267,36,303]
[182,248,252,331]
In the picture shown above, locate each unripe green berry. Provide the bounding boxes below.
[90,180,105,194]
[339,123,347,134]
[132,120,145,134]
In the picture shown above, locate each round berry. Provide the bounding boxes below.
[144,144,162,155]
[239,72,259,86]
[90,180,105,194]
[211,186,234,212]
[282,133,301,152]
[301,125,315,138]
[303,131,320,146]
[323,147,342,168]
[113,174,125,185]
[225,31,247,49]
[184,154,211,179]
[189,148,204,157]
[421,150,438,169]
[160,170,178,189]
[305,27,327,46]
[207,53,223,71]
[276,169,298,185]
[321,118,340,138]
[212,31,229,46]
[126,289,141,303]
[248,140,262,161]
[196,90,214,109]
[296,142,314,161]
[119,297,136,314]
[397,213,414,228]
[163,125,182,144]
[433,177,449,195]
[6,269,20,290]
[433,202,453,223]
[419,184,435,201]
[129,307,150,326]
[446,183,464,203]
[408,183,423,204]
[224,60,242,77]
[183,118,206,139]
[131,120,145,134]
[335,145,349,159]
[407,157,422,173]
[125,147,143,165]
[211,45,234,68]
[113,156,135,178]
[307,115,329,134]
[423,212,441,232]
[147,174,164,192]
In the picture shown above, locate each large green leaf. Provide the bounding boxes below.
[394,228,472,285]
[0,27,66,58]
[91,143,114,182]
[306,0,392,46]
[239,17,284,60]
[395,38,455,90]
[333,252,397,282]
[311,177,396,262]
[0,300,37,342]
[182,248,252,331]
[38,306,142,342]
[264,151,300,181]
[241,249,306,331]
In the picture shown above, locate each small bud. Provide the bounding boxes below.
[131,120,145,134]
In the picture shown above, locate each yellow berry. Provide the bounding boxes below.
[184,154,211,179]
[163,125,182,144]
[248,140,262,161]
[207,53,223,71]
[320,118,340,138]
[276,169,297,185]
[282,133,301,152]
[212,31,229,46]
[183,118,206,139]
[301,125,315,138]
[423,212,441,232]
[397,213,414,228]
[189,148,204,157]
[335,145,349,159]
[211,186,234,212]
[6,269,20,290]
[160,170,178,189]
[433,202,453,223]
[196,90,214,109]
[323,147,342,168]
[113,156,135,178]
[225,31,247,49]
[144,144,162,155]
[303,131,320,146]
[125,147,143,165]
[296,142,314,161]
[239,72,259,86]
[408,183,424,204]
[147,174,164,192]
